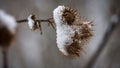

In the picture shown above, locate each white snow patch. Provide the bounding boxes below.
[53,5,77,56]
[27,14,35,30]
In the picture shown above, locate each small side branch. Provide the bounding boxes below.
[16,17,55,34]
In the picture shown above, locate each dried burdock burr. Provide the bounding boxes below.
[53,5,93,57]
[0,10,17,68]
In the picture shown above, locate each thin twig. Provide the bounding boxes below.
[16,17,55,35]
[39,18,55,30]
[16,18,55,30]
[16,19,28,23]
[48,20,56,30]
[36,20,43,35]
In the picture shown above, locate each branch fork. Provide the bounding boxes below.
[17,14,55,35]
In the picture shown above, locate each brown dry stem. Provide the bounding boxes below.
[16,17,55,34]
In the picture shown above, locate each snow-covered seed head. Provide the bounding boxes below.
[0,10,17,34]
[27,14,38,30]
[53,5,93,57]
[62,7,76,25]
[0,9,17,46]
[27,14,42,34]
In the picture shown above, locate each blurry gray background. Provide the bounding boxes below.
[0,0,120,68]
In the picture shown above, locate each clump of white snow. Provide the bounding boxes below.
[0,9,17,34]
[53,5,93,57]
[27,14,36,30]
[53,6,76,56]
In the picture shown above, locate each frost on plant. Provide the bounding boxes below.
[27,14,40,31]
[53,5,93,57]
